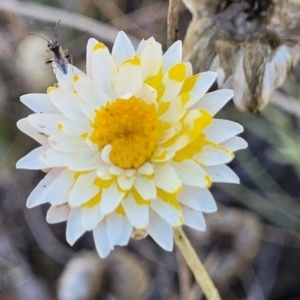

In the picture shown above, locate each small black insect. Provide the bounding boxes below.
[28,20,70,75]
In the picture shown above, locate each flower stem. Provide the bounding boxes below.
[173,226,221,300]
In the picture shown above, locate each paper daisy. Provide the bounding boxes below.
[16,32,247,258]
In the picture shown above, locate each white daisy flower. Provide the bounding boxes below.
[16,32,247,258]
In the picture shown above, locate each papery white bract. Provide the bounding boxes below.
[17,32,247,258]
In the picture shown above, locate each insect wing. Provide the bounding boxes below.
[56,57,69,75]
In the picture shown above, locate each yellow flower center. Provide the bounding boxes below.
[91,96,158,169]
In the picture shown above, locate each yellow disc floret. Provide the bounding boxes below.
[91,96,158,169]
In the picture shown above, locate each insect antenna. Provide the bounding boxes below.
[27,32,50,42]
[52,19,61,40]
[28,19,61,42]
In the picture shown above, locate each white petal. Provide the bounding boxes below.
[86,38,99,78]
[118,93,133,100]
[193,144,233,166]
[134,173,156,200]
[170,160,210,188]
[191,89,233,115]
[122,194,149,229]
[93,220,113,258]
[17,118,48,145]
[159,97,185,122]
[204,165,240,184]
[46,204,70,223]
[42,148,100,171]
[153,163,181,193]
[147,210,173,251]
[16,144,51,169]
[183,108,202,126]
[27,114,67,135]
[66,207,85,246]
[90,42,117,99]
[57,119,91,137]
[72,75,110,108]
[177,186,217,213]
[134,84,157,105]
[158,128,177,144]
[136,37,155,56]
[100,182,125,215]
[54,70,74,92]
[48,87,85,120]
[101,145,112,164]
[183,72,218,109]
[82,202,104,230]
[107,213,132,246]
[152,148,175,163]
[115,63,143,96]
[26,168,64,208]
[49,133,89,154]
[117,172,135,190]
[86,138,99,153]
[161,63,188,101]
[112,31,136,67]
[220,136,248,152]
[56,64,89,87]
[69,172,99,206]
[20,94,60,114]
[42,168,75,206]
[97,165,112,180]
[125,169,136,177]
[162,40,182,73]
[204,119,244,144]
[150,198,182,226]
[138,162,154,175]
[139,40,162,79]
[185,62,193,78]
[109,165,123,176]
[181,205,206,230]
[163,135,190,153]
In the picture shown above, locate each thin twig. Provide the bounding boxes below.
[0,0,140,46]
[176,248,192,300]
[173,227,221,300]
[167,0,180,47]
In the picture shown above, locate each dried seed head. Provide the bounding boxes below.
[183,0,300,112]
